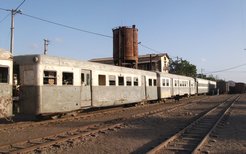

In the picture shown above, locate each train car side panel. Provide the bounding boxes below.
[0,51,13,118]
[91,70,146,107]
[41,86,81,113]
[196,78,209,94]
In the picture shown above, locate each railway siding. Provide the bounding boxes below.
[147,95,240,154]
[0,96,223,153]
[200,94,246,153]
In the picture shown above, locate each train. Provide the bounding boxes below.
[0,51,217,118]
[216,80,246,94]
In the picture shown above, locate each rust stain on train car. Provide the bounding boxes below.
[0,96,12,117]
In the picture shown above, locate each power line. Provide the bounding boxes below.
[205,63,246,74]
[0,13,10,24]
[0,7,9,11]
[138,42,160,53]
[20,13,112,38]
[1,5,161,54]
[0,0,26,12]
[15,0,26,10]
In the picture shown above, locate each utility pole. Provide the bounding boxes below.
[149,54,152,70]
[10,9,21,54]
[44,39,49,55]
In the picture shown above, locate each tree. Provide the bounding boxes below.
[169,59,197,77]
[204,74,217,81]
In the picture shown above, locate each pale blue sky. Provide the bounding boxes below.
[0,0,246,82]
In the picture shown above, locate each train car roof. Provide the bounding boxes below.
[157,72,194,80]
[13,54,157,75]
[0,49,12,60]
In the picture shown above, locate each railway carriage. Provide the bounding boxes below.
[208,80,217,95]
[1,53,218,117]
[0,50,13,118]
[196,78,214,95]
[13,54,158,115]
[157,72,196,99]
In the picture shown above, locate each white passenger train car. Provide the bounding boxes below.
[196,78,209,94]
[14,54,157,115]
[11,54,218,117]
[0,49,13,118]
[157,72,196,99]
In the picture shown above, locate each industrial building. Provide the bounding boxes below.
[90,53,170,73]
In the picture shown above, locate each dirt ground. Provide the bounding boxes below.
[200,94,246,153]
[1,95,245,154]
[48,95,246,154]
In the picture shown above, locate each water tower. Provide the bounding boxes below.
[112,25,138,68]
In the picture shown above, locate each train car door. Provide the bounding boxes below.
[171,78,174,96]
[142,75,147,100]
[189,80,191,96]
[80,69,92,107]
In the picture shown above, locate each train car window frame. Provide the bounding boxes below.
[153,79,157,86]
[109,75,116,86]
[0,66,8,83]
[81,73,85,85]
[86,74,90,86]
[162,79,165,87]
[62,72,73,85]
[134,77,138,86]
[180,80,184,87]
[126,77,132,86]
[43,70,57,85]
[118,76,124,86]
[149,79,152,86]
[98,74,106,86]
[174,80,178,87]
[166,79,170,87]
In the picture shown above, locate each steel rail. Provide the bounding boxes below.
[192,95,240,153]
[146,95,239,154]
[0,96,208,132]
[0,96,212,153]
[0,123,124,153]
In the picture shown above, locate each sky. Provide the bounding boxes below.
[0,0,246,82]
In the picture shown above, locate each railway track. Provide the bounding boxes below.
[0,96,215,153]
[0,122,126,153]
[146,95,240,154]
[0,96,209,132]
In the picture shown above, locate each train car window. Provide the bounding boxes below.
[166,79,170,87]
[162,79,165,86]
[0,67,8,83]
[98,75,106,86]
[149,79,152,86]
[153,79,157,86]
[118,76,124,86]
[109,75,116,86]
[86,74,90,85]
[134,77,138,86]
[62,72,73,85]
[126,77,132,86]
[81,73,85,85]
[43,71,57,85]
[174,80,178,87]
